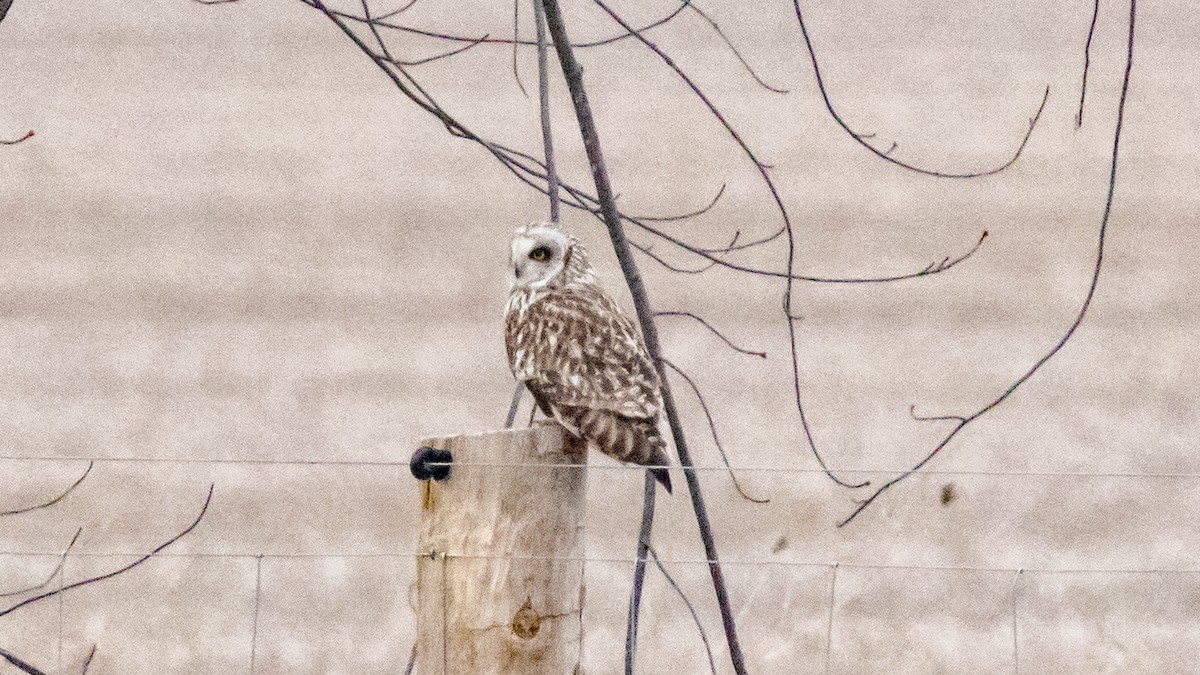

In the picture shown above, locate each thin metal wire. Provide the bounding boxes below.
[2,455,1197,480]
[0,549,1194,576]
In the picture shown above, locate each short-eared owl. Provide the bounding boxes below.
[504,223,673,493]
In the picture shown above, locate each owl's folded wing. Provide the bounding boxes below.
[508,287,661,421]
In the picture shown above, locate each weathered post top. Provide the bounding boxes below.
[413,426,587,675]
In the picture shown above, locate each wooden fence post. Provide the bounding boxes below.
[413,426,587,674]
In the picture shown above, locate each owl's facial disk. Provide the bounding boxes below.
[511,226,569,290]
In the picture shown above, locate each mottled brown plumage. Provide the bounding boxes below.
[505,223,672,493]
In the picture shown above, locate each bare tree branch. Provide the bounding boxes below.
[288,0,982,292]
[327,1,695,50]
[590,0,867,492]
[80,645,97,675]
[1,462,93,517]
[1077,0,1102,128]
[0,484,215,620]
[646,544,717,675]
[792,0,1050,178]
[0,528,82,598]
[403,642,416,675]
[511,0,527,96]
[375,0,420,21]
[630,184,726,223]
[1,130,34,145]
[630,231,740,275]
[381,34,490,66]
[538,2,747,671]
[839,0,1139,527]
[624,214,988,284]
[533,0,559,223]
[625,472,656,675]
[663,357,770,504]
[655,311,766,359]
[593,0,788,255]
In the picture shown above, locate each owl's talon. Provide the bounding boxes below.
[410,446,453,482]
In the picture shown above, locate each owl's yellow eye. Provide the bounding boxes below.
[529,246,551,262]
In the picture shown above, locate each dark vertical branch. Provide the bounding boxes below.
[0,647,48,675]
[403,642,417,675]
[506,0,563,428]
[539,2,747,672]
[1,462,92,516]
[625,471,656,675]
[1077,0,1102,128]
[533,0,560,222]
[511,0,527,96]
[504,381,524,428]
[646,545,718,675]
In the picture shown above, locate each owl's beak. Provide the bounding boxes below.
[513,264,522,279]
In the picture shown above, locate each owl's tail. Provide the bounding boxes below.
[569,407,673,495]
[649,465,673,494]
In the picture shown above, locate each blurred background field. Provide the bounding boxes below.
[1,1,1198,672]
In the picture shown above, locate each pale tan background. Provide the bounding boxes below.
[1,0,1198,673]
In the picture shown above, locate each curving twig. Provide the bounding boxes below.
[1,130,34,145]
[0,484,215,620]
[909,404,966,425]
[686,3,787,94]
[793,0,1049,178]
[380,34,490,66]
[630,230,739,275]
[0,528,82,598]
[626,212,989,284]
[646,544,717,675]
[1,462,93,517]
[511,0,526,95]
[628,184,726,224]
[328,1,694,50]
[375,0,420,21]
[655,311,766,359]
[840,0,1139,527]
[662,358,770,504]
[1077,0,1102,128]
[402,642,416,675]
[590,0,866,492]
[594,0,787,255]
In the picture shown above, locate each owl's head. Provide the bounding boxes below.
[509,222,595,291]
